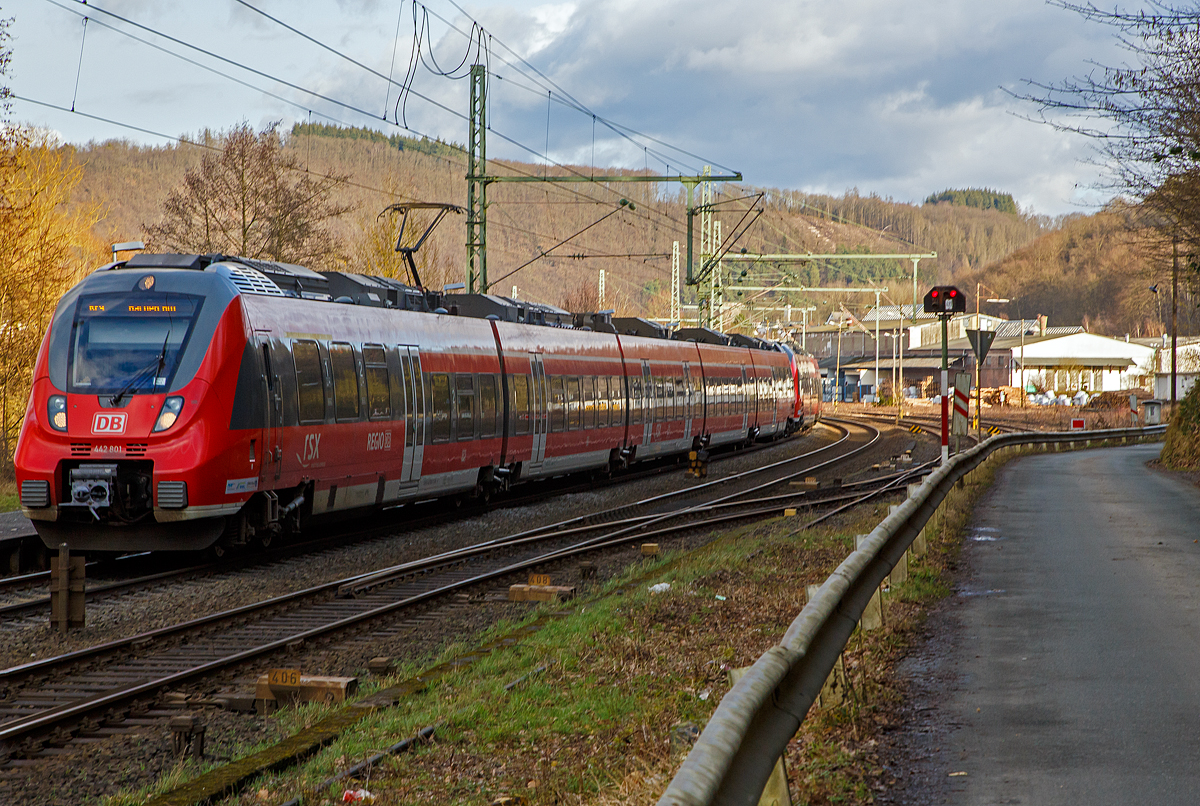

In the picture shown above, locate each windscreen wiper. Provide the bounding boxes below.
[110,333,170,406]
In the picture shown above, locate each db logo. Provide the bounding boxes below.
[92,412,128,435]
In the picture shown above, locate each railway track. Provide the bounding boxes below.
[0,418,905,763]
[0,427,824,619]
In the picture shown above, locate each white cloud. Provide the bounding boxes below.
[7,0,1152,214]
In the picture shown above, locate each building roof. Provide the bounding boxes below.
[1020,356,1135,368]
[862,304,940,323]
[842,355,967,371]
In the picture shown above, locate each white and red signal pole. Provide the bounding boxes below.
[924,286,964,465]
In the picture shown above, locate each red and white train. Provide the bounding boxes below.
[14,253,821,554]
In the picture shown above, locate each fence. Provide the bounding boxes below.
[656,425,1167,806]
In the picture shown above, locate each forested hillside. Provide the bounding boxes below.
[61,123,1171,336]
[957,202,1195,338]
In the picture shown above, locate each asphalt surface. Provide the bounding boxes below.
[895,443,1200,804]
[0,510,34,543]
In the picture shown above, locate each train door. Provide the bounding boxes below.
[683,363,694,439]
[259,338,282,482]
[530,354,548,467]
[641,360,653,446]
[734,369,744,434]
[400,346,425,484]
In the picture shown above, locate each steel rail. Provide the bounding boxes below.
[0,423,879,752]
[656,425,1166,806]
[338,422,856,595]
[0,430,813,618]
[340,421,873,596]
[0,428,846,683]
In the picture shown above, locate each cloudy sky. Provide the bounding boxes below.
[5,0,1141,215]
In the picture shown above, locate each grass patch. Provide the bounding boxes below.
[0,477,17,512]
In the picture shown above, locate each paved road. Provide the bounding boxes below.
[895,443,1200,804]
[0,510,35,542]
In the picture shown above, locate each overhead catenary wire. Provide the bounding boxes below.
[38,0,690,237]
[36,0,721,281]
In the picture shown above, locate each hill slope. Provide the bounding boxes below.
[957,203,1195,338]
[64,126,1061,324]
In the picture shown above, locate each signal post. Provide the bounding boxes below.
[924,286,965,464]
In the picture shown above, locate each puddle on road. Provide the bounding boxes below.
[968,526,1003,542]
[957,588,1007,597]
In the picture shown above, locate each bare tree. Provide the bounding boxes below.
[561,278,599,312]
[147,123,353,264]
[1022,3,1200,240]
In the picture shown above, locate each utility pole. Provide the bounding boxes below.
[941,313,949,464]
[466,65,487,293]
[1172,232,1179,406]
[464,66,738,294]
[711,220,723,330]
[598,269,606,310]
[670,241,680,329]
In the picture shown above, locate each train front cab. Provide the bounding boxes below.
[15,262,259,552]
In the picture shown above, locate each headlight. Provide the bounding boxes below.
[48,395,67,432]
[153,396,184,432]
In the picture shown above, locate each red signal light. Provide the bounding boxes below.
[931,289,940,298]
[948,289,957,297]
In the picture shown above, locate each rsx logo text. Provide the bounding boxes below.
[298,433,321,466]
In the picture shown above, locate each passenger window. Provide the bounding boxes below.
[654,378,664,422]
[582,377,595,429]
[630,377,642,425]
[479,374,497,438]
[596,377,608,428]
[293,340,325,424]
[363,345,390,420]
[665,378,675,420]
[430,373,451,442]
[456,374,475,440]
[329,343,360,421]
[512,374,530,435]
[550,377,566,432]
[567,377,581,430]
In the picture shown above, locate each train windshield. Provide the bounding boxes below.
[68,293,205,396]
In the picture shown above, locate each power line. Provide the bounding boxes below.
[217,0,695,226]
[39,0,688,235]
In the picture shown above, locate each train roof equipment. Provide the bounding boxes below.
[99,252,787,352]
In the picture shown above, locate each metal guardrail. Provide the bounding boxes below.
[657,425,1167,806]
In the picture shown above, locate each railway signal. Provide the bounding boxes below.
[923,285,966,314]
[925,285,964,464]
